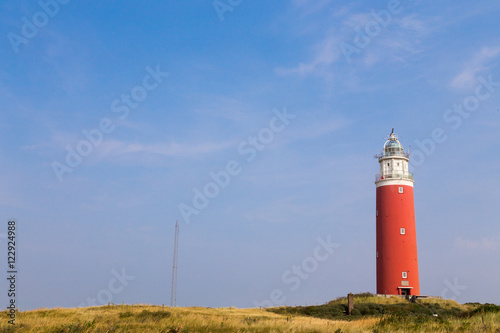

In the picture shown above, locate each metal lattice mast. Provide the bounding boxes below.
[171,221,179,307]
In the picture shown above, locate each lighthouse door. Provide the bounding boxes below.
[401,288,411,296]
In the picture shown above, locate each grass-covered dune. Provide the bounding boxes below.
[269,293,500,332]
[1,305,376,333]
[1,294,499,332]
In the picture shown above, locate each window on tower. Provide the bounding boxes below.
[399,187,404,193]
[402,272,407,279]
[400,228,406,235]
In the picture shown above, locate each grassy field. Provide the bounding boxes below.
[1,294,499,332]
[269,293,500,332]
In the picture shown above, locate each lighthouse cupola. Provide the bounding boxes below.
[375,129,413,185]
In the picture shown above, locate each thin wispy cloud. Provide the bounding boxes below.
[289,117,348,140]
[275,33,342,77]
[193,96,252,123]
[93,140,235,161]
[450,46,500,90]
[45,129,236,168]
[275,6,432,79]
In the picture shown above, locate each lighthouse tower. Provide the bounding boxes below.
[375,129,420,296]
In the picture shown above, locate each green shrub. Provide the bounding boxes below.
[136,309,171,322]
[471,304,500,315]
[50,320,95,333]
[118,311,134,318]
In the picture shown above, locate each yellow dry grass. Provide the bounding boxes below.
[1,300,498,332]
[1,305,377,333]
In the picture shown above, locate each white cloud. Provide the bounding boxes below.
[290,117,348,140]
[342,12,373,29]
[398,14,429,34]
[275,9,432,79]
[275,33,342,78]
[47,129,236,167]
[93,139,234,161]
[193,96,251,123]
[450,46,500,90]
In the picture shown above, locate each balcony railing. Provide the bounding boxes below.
[375,172,414,182]
[375,151,410,159]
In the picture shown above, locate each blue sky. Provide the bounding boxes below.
[1,0,499,310]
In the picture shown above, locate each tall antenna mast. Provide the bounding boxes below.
[171,220,179,307]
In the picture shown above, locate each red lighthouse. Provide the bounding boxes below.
[375,130,420,296]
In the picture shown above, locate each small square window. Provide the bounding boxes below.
[376,251,379,258]
[402,272,407,279]
[397,163,400,166]
[399,187,404,193]
[387,163,390,166]
[376,210,378,216]
[400,228,406,235]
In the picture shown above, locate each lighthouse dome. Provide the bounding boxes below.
[383,133,405,156]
